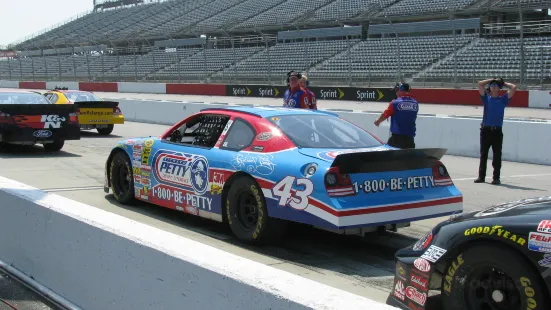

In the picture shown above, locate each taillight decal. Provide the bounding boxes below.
[325,167,355,197]
[432,161,453,186]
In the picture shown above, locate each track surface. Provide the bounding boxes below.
[96,91,551,120]
[1,117,550,304]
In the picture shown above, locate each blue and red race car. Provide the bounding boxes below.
[103,106,463,244]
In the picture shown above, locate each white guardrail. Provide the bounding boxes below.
[0,176,398,310]
[113,98,551,166]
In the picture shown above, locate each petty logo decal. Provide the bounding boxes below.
[317,146,390,161]
[153,150,209,195]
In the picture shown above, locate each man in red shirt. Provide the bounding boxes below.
[299,74,317,110]
[283,71,311,109]
[374,82,419,149]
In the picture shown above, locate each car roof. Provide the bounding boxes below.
[49,89,88,93]
[0,88,43,95]
[200,106,339,118]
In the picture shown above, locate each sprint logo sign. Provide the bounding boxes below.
[357,89,384,101]
[227,85,284,98]
[258,87,279,97]
[319,88,345,100]
[232,87,251,96]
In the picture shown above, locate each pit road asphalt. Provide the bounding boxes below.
[0,92,550,305]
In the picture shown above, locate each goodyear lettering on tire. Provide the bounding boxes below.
[251,185,263,239]
[226,198,232,225]
[110,160,119,200]
[520,276,537,309]
[443,254,464,295]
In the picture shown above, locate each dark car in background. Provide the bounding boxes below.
[387,196,551,310]
[0,89,80,151]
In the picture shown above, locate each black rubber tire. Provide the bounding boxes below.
[225,176,287,245]
[97,124,114,135]
[109,152,135,205]
[43,140,64,151]
[441,244,548,310]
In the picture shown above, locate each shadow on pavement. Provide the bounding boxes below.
[0,145,81,159]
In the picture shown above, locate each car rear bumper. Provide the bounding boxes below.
[78,115,124,125]
[388,243,448,310]
[0,128,80,142]
[315,195,463,230]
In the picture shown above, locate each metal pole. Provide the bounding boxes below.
[518,0,525,89]
[203,40,207,83]
[451,4,457,87]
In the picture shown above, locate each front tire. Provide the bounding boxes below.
[225,176,287,245]
[43,140,64,151]
[98,124,114,135]
[441,244,548,310]
[109,152,135,205]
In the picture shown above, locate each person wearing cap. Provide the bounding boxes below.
[374,82,418,149]
[283,70,311,109]
[299,74,317,110]
[474,77,516,185]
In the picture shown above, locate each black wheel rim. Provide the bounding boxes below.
[236,190,259,231]
[115,162,131,197]
[464,265,521,310]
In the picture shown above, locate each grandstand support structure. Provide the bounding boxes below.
[0,0,550,90]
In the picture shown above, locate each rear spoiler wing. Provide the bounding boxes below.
[0,103,78,114]
[331,148,448,174]
[73,101,119,108]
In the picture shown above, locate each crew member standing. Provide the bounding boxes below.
[299,74,317,110]
[283,70,311,109]
[374,82,418,149]
[474,78,516,185]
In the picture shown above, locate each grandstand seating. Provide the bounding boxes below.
[305,0,396,23]
[308,34,479,83]
[422,36,551,82]
[1,0,549,87]
[378,0,477,17]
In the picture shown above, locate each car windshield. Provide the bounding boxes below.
[0,92,51,104]
[65,91,102,102]
[269,114,382,149]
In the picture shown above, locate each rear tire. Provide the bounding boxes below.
[441,244,549,310]
[109,152,135,205]
[225,176,287,245]
[43,140,64,151]
[97,124,114,135]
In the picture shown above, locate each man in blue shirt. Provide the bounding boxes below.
[374,82,418,149]
[474,78,517,185]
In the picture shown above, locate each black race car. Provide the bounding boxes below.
[387,196,551,310]
[0,89,80,151]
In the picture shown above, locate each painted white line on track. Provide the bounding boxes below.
[42,186,105,192]
[453,173,551,181]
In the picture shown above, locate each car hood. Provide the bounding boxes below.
[297,144,398,163]
[447,196,551,223]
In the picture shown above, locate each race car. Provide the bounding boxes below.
[0,89,80,151]
[43,88,124,135]
[387,196,551,310]
[103,106,463,244]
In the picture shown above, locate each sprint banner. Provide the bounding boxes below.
[225,84,394,102]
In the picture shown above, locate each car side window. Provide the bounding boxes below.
[166,114,230,148]
[220,118,255,151]
[46,93,58,103]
